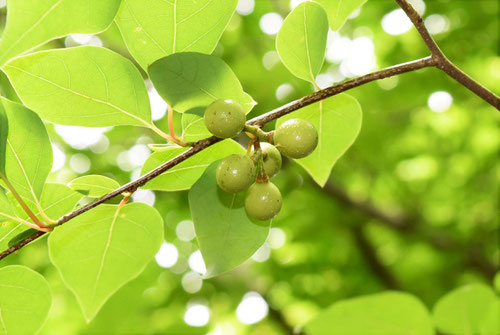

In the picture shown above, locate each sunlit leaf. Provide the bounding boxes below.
[49,203,164,322]
[277,94,362,186]
[305,292,434,335]
[189,162,270,278]
[142,139,245,191]
[4,47,154,128]
[433,284,498,335]
[316,0,368,31]
[116,0,238,69]
[181,113,212,142]
[0,265,52,334]
[0,0,121,67]
[276,1,329,84]
[148,52,256,114]
[0,103,7,175]
[0,97,52,206]
[69,175,120,198]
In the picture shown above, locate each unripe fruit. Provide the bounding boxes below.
[251,143,282,178]
[204,99,246,138]
[245,181,282,221]
[216,155,256,193]
[274,119,318,159]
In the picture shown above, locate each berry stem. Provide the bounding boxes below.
[244,125,271,142]
[253,148,269,183]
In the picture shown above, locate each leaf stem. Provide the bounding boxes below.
[0,174,46,228]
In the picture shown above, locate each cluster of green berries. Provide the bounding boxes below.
[204,99,318,221]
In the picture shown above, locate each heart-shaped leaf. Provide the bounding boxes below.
[316,0,368,31]
[69,175,120,198]
[433,284,498,335]
[116,0,238,69]
[148,52,256,114]
[277,94,362,186]
[189,162,270,278]
[4,47,153,128]
[49,203,164,321]
[142,139,245,192]
[0,0,121,67]
[276,1,329,84]
[305,291,434,335]
[0,265,52,335]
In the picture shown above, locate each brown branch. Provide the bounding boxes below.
[395,0,500,109]
[0,57,436,261]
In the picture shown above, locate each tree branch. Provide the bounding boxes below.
[395,0,500,109]
[0,57,436,261]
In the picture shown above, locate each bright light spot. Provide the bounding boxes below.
[155,242,178,268]
[51,144,66,172]
[377,76,399,90]
[237,0,255,16]
[316,74,334,89]
[90,135,110,154]
[259,13,283,35]
[342,37,376,76]
[290,0,307,10]
[262,51,280,70]
[396,156,438,181]
[54,125,112,150]
[182,272,203,293]
[236,292,269,324]
[188,250,207,275]
[184,303,210,327]
[132,189,155,206]
[268,228,286,249]
[275,83,294,101]
[176,220,196,242]
[428,91,453,113]
[252,242,271,262]
[67,34,103,47]
[382,9,413,35]
[408,0,426,15]
[0,0,6,8]
[146,80,167,121]
[425,14,450,35]
[326,34,352,63]
[348,8,362,20]
[128,144,150,167]
[69,154,91,174]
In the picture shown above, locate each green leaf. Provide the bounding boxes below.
[4,46,154,128]
[277,94,362,186]
[0,97,52,206]
[276,1,329,84]
[181,113,212,142]
[0,265,52,335]
[480,299,500,335]
[0,0,121,67]
[142,139,245,192]
[49,203,164,321]
[189,162,270,278]
[305,292,434,335]
[69,175,120,198]
[0,189,17,223]
[0,103,7,175]
[433,284,497,335]
[115,0,238,70]
[316,0,368,31]
[148,52,256,114]
[7,228,38,248]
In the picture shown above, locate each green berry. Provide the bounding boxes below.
[251,143,282,178]
[274,119,318,159]
[204,99,246,138]
[216,154,255,193]
[245,181,282,221]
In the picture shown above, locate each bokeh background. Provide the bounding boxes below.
[0,0,498,333]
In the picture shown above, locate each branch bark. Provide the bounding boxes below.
[1,0,499,260]
[395,0,500,109]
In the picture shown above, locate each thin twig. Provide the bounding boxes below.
[0,57,436,260]
[395,0,500,109]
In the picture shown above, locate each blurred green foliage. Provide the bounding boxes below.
[0,0,498,333]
